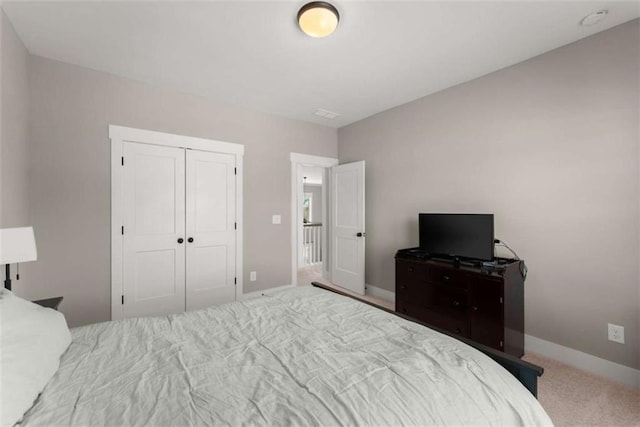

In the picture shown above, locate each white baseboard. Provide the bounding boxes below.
[525,334,639,389]
[365,284,395,305]
[241,284,295,300]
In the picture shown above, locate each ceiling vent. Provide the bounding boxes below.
[314,109,340,119]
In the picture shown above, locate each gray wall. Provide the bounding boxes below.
[304,184,322,223]
[0,10,33,292]
[339,21,639,369]
[0,10,30,228]
[28,55,337,327]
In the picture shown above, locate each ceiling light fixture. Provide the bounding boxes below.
[298,2,340,38]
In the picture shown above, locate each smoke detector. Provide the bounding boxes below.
[580,10,608,27]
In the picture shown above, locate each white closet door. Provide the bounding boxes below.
[123,142,186,318]
[185,149,236,311]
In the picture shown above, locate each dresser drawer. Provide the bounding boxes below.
[396,282,467,318]
[431,284,468,316]
[397,300,469,337]
[427,265,466,289]
[396,261,426,288]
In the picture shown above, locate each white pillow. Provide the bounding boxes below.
[0,289,71,427]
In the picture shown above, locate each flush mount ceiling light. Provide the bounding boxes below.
[297,2,340,38]
[580,10,608,27]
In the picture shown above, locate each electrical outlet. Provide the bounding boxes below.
[608,323,625,344]
[250,271,257,282]
[272,215,281,225]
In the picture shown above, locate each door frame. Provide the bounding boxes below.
[290,153,338,287]
[109,125,244,320]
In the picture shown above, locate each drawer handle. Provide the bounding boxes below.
[452,300,460,307]
[443,275,450,281]
[472,306,478,312]
[408,267,414,272]
[455,328,462,334]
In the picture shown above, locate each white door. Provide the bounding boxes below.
[331,161,365,295]
[185,150,236,310]
[122,142,186,318]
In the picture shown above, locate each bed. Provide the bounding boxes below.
[4,286,552,426]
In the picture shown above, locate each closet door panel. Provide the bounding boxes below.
[134,250,178,300]
[122,142,186,318]
[186,150,236,311]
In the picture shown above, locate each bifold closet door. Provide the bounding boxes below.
[122,142,186,318]
[185,150,236,311]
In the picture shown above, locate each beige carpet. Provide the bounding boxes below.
[297,264,323,287]
[297,265,394,310]
[523,353,640,426]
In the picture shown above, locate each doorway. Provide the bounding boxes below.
[290,153,337,287]
[298,165,324,285]
[290,154,391,307]
[290,153,367,296]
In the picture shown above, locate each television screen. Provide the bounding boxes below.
[419,213,494,261]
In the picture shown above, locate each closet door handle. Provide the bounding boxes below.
[188,237,194,243]
[177,238,184,244]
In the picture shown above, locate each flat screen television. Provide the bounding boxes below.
[419,213,494,261]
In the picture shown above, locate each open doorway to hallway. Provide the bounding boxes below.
[297,165,324,286]
[289,153,391,310]
[290,153,337,288]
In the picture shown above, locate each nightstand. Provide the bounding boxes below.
[33,296,63,310]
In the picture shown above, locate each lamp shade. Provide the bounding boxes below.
[0,227,38,264]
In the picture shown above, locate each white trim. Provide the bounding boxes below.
[241,284,295,300]
[322,168,331,280]
[290,152,338,168]
[110,132,124,320]
[109,125,244,155]
[235,156,244,301]
[525,334,640,389]
[291,161,296,285]
[109,125,244,320]
[365,284,396,305]
[290,153,338,287]
[296,164,305,268]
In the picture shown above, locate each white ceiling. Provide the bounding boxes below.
[3,1,638,128]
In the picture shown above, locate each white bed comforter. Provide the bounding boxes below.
[21,287,552,426]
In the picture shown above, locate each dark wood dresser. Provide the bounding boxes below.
[396,250,525,357]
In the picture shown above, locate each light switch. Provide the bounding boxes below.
[272,215,281,225]
[250,271,257,282]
